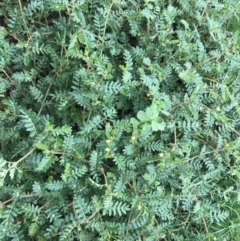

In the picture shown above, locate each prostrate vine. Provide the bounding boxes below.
[1,0,240,240]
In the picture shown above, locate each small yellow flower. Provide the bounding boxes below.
[106,139,111,144]
[216,106,221,112]
[225,143,229,148]
[105,147,110,152]
[158,153,164,157]
[137,205,142,210]
[131,136,136,141]
[231,170,237,176]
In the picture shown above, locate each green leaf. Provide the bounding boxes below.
[151,120,166,131]
[137,110,148,121]
[130,117,139,127]
[141,123,152,136]
[28,222,38,237]
[145,104,158,119]
[143,57,151,66]
[20,110,37,137]
[35,143,49,151]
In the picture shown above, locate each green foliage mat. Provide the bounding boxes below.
[1,0,240,240]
